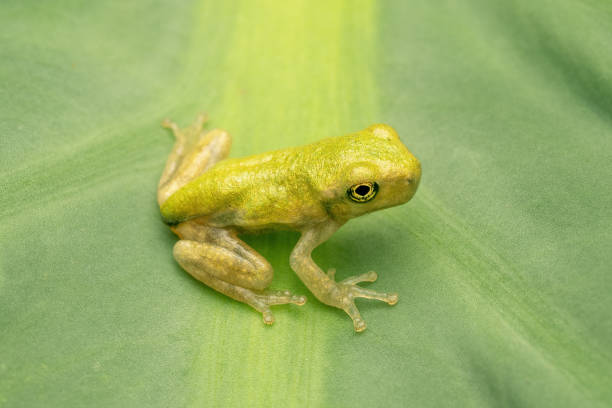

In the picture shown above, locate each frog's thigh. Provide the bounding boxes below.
[158,115,231,206]
[171,130,231,184]
[174,239,306,323]
[173,240,272,290]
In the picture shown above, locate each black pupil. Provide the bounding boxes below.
[355,185,371,196]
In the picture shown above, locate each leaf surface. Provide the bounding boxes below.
[1,1,611,407]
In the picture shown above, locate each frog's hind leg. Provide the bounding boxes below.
[172,223,306,325]
[157,113,231,206]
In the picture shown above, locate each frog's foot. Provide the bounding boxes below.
[340,270,379,285]
[161,112,208,143]
[330,272,398,332]
[250,290,307,325]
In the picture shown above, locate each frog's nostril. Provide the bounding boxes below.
[406,173,420,186]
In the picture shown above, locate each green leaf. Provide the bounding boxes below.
[2,1,611,407]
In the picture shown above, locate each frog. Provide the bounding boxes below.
[157,113,421,332]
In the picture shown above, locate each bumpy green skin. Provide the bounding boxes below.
[158,115,421,332]
[161,124,420,229]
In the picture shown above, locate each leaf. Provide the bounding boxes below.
[1,0,611,407]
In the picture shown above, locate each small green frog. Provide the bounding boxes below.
[158,114,421,331]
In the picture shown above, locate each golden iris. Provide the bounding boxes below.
[348,182,378,203]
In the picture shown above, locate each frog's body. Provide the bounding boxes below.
[161,149,326,231]
[158,114,421,332]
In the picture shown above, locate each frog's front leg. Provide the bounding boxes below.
[290,222,398,332]
[173,222,306,324]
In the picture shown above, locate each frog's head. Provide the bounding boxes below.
[317,124,421,223]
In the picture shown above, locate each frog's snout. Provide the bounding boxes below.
[409,170,421,186]
[403,161,421,198]
[406,173,420,192]
[408,158,422,185]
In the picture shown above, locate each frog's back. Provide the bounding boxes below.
[159,146,325,229]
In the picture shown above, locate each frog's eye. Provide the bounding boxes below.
[348,182,378,203]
